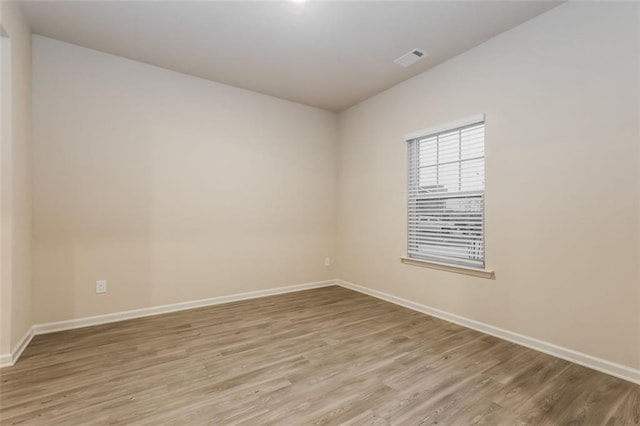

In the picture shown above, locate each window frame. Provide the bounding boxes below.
[404,114,492,275]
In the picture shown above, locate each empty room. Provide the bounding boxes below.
[0,0,638,424]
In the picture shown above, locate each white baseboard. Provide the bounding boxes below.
[1,279,336,367]
[336,279,640,385]
[33,279,337,335]
[4,277,638,386]
[0,353,12,367]
[0,326,35,368]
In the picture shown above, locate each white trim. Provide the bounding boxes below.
[0,326,35,368]
[0,353,12,367]
[33,280,336,335]
[0,280,336,367]
[404,113,485,141]
[11,326,34,363]
[4,278,639,386]
[400,257,495,279]
[336,279,640,385]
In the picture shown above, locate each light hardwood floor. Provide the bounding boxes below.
[0,286,638,425]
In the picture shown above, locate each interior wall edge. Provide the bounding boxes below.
[0,0,34,357]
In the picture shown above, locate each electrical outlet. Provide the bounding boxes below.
[324,257,331,267]
[96,280,107,294]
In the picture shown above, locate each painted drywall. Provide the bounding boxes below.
[337,2,640,369]
[0,2,32,356]
[32,36,338,323]
[26,2,640,374]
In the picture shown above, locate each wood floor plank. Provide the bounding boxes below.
[0,286,638,425]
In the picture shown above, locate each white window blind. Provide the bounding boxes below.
[406,116,485,268]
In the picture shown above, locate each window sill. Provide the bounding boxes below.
[400,257,495,279]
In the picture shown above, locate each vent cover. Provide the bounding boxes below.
[394,49,427,68]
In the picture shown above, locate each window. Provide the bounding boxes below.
[406,115,485,269]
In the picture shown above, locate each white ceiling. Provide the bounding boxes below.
[20,1,561,112]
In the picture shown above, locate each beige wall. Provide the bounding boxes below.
[32,36,337,323]
[27,2,640,372]
[337,2,640,369]
[0,2,32,355]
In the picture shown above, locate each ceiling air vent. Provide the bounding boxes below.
[394,49,427,68]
